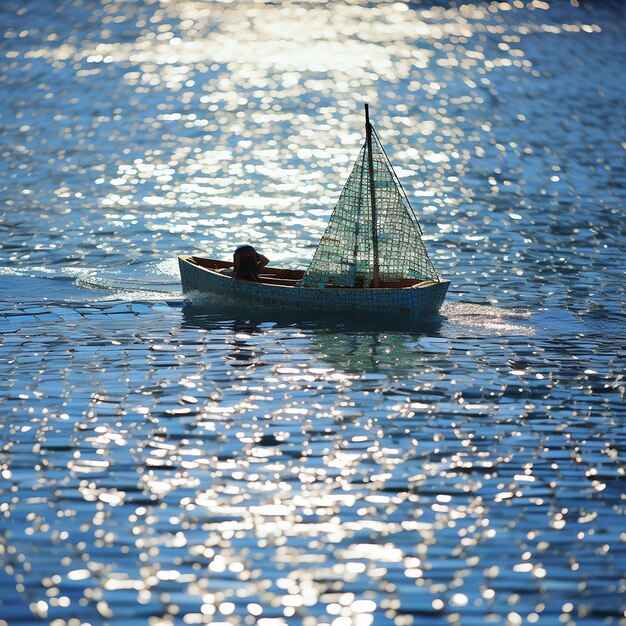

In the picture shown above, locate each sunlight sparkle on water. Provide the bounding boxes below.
[0,0,625,624]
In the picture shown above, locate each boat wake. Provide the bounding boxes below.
[442,302,621,340]
[441,301,535,335]
[0,259,182,302]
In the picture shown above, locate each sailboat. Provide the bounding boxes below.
[178,105,449,316]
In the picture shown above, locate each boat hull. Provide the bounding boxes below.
[179,256,449,317]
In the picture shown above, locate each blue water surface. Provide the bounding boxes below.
[1,1,625,625]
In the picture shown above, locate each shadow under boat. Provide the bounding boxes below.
[181,296,445,334]
[181,301,444,374]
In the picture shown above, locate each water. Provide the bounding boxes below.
[1,1,625,625]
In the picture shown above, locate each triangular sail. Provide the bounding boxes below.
[300,118,438,288]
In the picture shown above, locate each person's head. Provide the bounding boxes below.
[233,245,258,280]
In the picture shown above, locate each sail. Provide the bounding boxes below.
[300,121,439,288]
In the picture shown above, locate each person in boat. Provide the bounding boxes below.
[232,245,269,281]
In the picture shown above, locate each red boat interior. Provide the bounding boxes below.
[187,256,429,289]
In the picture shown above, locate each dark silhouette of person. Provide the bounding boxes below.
[233,245,269,281]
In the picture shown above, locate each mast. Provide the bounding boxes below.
[365,103,381,288]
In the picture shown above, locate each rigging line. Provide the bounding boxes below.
[371,125,424,236]
[371,125,439,280]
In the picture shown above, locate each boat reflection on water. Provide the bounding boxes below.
[181,301,443,374]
